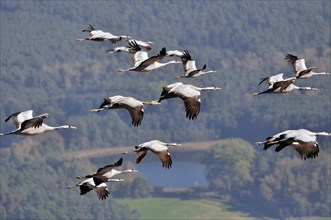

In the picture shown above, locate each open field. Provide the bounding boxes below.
[118,197,254,220]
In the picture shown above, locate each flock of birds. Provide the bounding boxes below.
[1,24,330,200]
[252,53,329,95]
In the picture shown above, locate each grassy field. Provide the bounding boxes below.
[118,197,254,220]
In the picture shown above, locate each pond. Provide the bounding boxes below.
[134,161,208,188]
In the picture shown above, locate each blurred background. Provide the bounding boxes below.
[0,1,330,219]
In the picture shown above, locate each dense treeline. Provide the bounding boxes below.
[0,1,330,219]
[2,137,329,219]
[203,139,331,218]
[1,1,330,149]
[0,135,140,219]
[206,139,331,218]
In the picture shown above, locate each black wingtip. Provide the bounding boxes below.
[258,77,269,85]
[116,157,123,166]
[4,115,12,122]
[159,47,166,56]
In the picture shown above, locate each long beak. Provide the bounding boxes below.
[121,149,136,155]
[255,141,265,145]
[66,185,76,189]
[90,108,101,113]
[108,178,125,182]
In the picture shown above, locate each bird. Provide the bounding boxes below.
[165,50,185,57]
[75,157,138,180]
[117,40,180,72]
[123,140,181,169]
[1,110,76,136]
[106,39,151,65]
[256,129,331,160]
[158,82,221,120]
[66,177,125,200]
[258,73,286,86]
[252,74,318,96]
[175,50,217,78]
[284,53,330,79]
[67,157,137,200]
[106,39,154,54]
[90,95,160,127]
[76,24,131,44]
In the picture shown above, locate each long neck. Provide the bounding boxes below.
[286,84,317,91]
[103,169,121,178]
[76,38,89,41]
[155,60,179,67]
[195,86,221,91]
[43,124,71,131]
[107,178,124,182]
[120,35,131,40]
[297,86,318,91]
[142,100,160,105]
[164,143,181,147]
[311,71,330,75]
[91,108,107,112]
[201,70,216,74]
[120,169,137,174]
[315,132,331,136]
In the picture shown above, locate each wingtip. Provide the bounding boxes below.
[117,157,123,166]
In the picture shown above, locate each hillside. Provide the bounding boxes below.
[1,1,330,150]
[0,1,330,219]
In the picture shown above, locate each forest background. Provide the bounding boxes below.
[0,1,330,219]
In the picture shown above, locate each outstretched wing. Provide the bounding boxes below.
[93,183,110,200]
[285,54,308,74]
[181,50,198,74]
[156,151,173,169]
[136,47,167,69]
[291,140,319,160]
[128,106,144,127]
[5,110,34,128]
[95,157,123,174]
[20,113,48,130]
[271,78,295,92]
[258,73,284,86]
[174,86,201,120]
[182,97,201,120]
[135,148,148,164]
[79,182,93,195]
